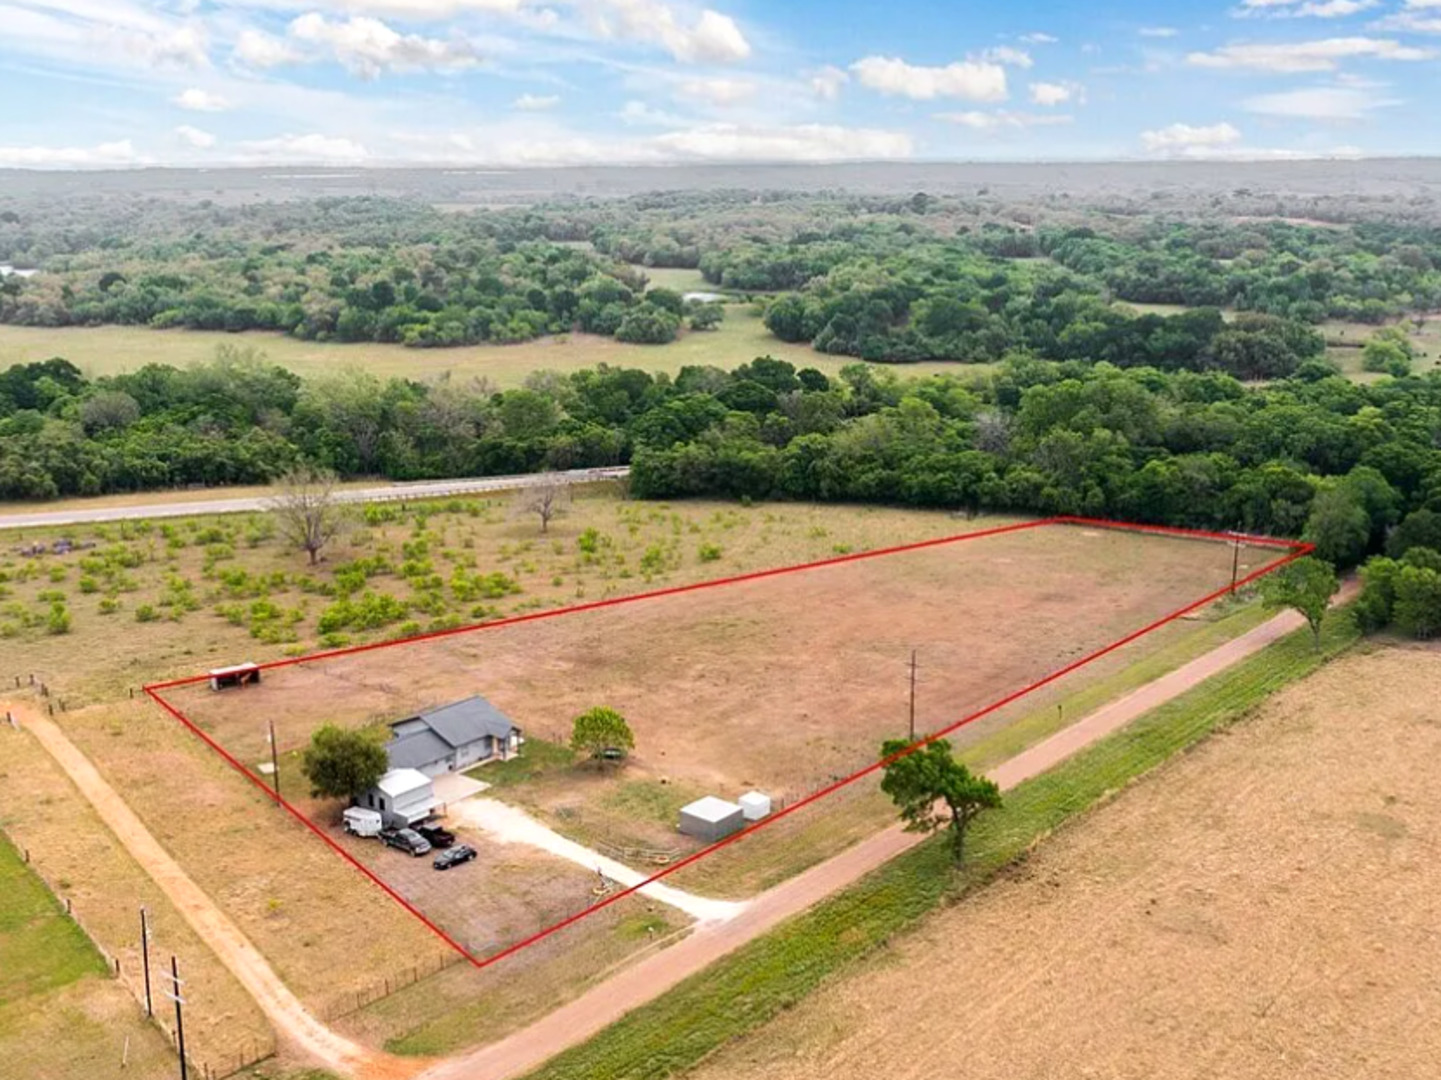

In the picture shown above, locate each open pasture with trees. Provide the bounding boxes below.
[167,521,1247,896]
[682,640,1441,1080]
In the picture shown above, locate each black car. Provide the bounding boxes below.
[381,828,432,857]
[433,844,477,871]
[417,823,456,849]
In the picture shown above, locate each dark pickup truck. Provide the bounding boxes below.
[416,823,456,849]
[380,828,432,857]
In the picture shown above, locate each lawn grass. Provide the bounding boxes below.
[520,604,1362,1080]
[0,832,178,1080]
[0,309,984,388]
[0,832,107,1002]
[468,736,577,789]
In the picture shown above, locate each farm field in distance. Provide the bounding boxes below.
[683,641,1441,1080]
[0,307,979,388]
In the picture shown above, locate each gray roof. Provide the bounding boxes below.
[385,695,519,770]
[416,696,518,746]
[386,729,453,771]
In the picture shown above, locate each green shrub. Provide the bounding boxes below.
[698,543,723,562]
[135,604,159,623]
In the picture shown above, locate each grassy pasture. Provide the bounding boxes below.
[688,633,1441,1080]
[0,307,981,387]
[1323,316,1441,382]
[0,832,178,1080]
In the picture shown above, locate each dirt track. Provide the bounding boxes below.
[8,701,425,1080]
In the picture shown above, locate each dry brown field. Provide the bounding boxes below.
[686,642,1441,1080]
[172,523,1246,884]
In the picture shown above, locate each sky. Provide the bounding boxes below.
[4,0,1441,168]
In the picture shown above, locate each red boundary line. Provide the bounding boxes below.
[145,517,1311,973]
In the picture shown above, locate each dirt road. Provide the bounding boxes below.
[10,702,424,1080]
[420,586,1357,1080]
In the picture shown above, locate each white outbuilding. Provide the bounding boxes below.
[678,796,745,843]
[358,768,437,829]
[738,791,772,822]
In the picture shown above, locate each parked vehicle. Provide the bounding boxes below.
[381,828,432,856]
[343,807,384,838]
[416,823,455,849]
[433,844,477,871]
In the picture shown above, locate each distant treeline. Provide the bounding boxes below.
[4,350,1440,576]
[2,194,1437,365]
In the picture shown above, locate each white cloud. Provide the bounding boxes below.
[809,65,849,101]
[513,92,561,110]
[1187,36,1434,71]
[675,77,757,106]
[238,133,371,163]
[1236,0,1379,17]
[288,14,482,77]
[175,124,216,149]
[936,110,1074,131]
[1373,0,1441,32]
[1139,26,1180,37]
[1029,80,1084,106]
[233,27,302,68]
[112,23,209,69]
[1020,32,1059,44]
[0,139,146,168]
[1242,83,1398,118]
[618,99,684,126]
[980,46,1033,68]
[851,55,1008,102]
[650,123,912,161]
[585,1,751,63]
[174,88,230,112]
[1140,121,1243,154]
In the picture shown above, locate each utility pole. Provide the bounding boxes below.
[140,907,153,1018]
[165,957,188,1080]
[1230,533,1244,595]
[267,719,280,802]
[908,649,918,743]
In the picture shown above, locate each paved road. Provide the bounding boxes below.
[0,467,630,530]
[10,702,422,1080]
[419,587,1357,1080]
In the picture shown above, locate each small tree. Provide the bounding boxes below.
[1260,556,1339,649]
[301,724,388,801]
[516,471,572,534]
[571,707,635,764]
[879,738,1002,864]
[268,465,348,565]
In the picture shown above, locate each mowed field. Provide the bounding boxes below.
[0,307,980,386]
[687,642,1441,1080]
[0,834,177,1080]
[173,523,1246,885]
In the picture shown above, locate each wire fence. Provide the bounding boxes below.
[2,825,278,1078]
[316,947,467,1022]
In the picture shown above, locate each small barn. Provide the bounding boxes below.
[358,768,437,829]
[385,696,523,778]
[679,796,745,843]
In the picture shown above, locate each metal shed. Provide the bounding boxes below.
[678,796,745,843]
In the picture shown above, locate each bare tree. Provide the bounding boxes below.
[268,465,349,565]
[515,472,572,534]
